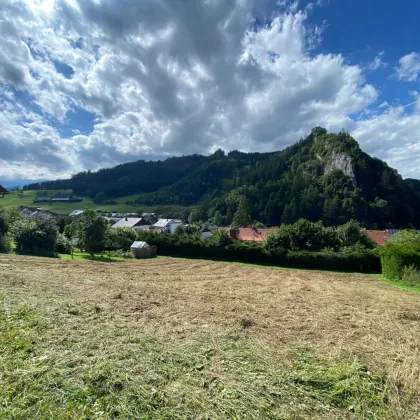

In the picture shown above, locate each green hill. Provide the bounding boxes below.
[24,128,420,228]
[0,191,190,217]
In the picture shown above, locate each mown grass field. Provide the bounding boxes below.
[0,190,187,215]
[1,254,419,419]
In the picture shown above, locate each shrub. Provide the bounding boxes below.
[136,230,380,273]
[0,207,9,236]
[55,233,72,254]
[388,230,420,246]
[105,228,136,252]
[0,234,12,253]
[336,220,376,249]
[12,214,58,255]
[279,249,380,272]
[379,244,420,280]
[400,264,420,286]
[266,219,338,252]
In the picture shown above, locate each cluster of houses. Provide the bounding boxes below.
[17,206,58,218]
[11,204,414,247]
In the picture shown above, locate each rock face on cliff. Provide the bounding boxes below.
[324,151,357,187]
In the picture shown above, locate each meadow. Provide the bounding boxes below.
[0,190,187,215]
[1,254,419,419]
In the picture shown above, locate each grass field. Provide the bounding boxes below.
[1,254,419,419]
[0,190,188,215]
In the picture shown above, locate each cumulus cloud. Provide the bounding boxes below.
[396,52,420,82]
[353,105,420,178]
[0,0,419,181]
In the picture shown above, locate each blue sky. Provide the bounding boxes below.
[0,0,419,184]
[311,0,420,108]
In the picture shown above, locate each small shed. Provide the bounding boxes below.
[130,241,157,259]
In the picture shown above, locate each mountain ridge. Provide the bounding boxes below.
[25,128,420,229]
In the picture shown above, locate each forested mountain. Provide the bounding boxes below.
[26,155,207,198]
[26,128,420,228]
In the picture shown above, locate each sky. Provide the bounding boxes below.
[1,0,420,185]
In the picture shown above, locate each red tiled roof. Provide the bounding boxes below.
[366,230,389,246]
[222,227,280,242]
[223,227,390,246]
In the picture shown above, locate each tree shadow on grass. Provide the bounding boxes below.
[78,254,125,263]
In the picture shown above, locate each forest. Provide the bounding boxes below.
[26,128,420,229]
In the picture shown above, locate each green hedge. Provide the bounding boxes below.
[379,244,420,280]
[138,232,380,273]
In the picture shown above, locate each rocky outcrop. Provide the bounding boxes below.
[323,151,357,187]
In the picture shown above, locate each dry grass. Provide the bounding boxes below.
[1,254,419,419]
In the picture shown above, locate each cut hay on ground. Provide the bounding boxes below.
[1,254,419,419]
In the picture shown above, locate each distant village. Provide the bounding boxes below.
[15,204,407,246]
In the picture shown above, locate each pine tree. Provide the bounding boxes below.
[188,208,200,224]
[281,199,297,224]
[226,208,233,225]
[213,211,223,226]
[232,198,252,227]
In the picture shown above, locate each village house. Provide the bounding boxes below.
[199,224,219,240]
[112,217,151,230]
[0,185,9,198]
[366,230,389,246]
[223,226,280,242]
[69,210,84,217]
[200,227,213,240]
[17,206,58,218]
[152,219,184,233]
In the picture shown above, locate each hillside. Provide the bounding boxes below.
[26,155,207,198]
[26,128,420,228]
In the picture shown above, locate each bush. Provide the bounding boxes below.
[55,233,72,254]
[278,249,380,272]
[266,219,335,252]
[336,220,376,249]
[0,234,12,253]
[105,228,136,252]
[266,219,375,253]
[388,230,420,246]
[12,214,58,255]
[136,230,380,273]
[400,264,420,286]
[379,244,420,280]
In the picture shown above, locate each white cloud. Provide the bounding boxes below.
[396,52,420,82]
[352,106,420,178]
[369,51,387,71]
[0,0,419,181]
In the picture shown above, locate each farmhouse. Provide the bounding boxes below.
[112,217,151,230]
[17,206,58,218]
[153,219,184,233]
[0,185,9,197]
